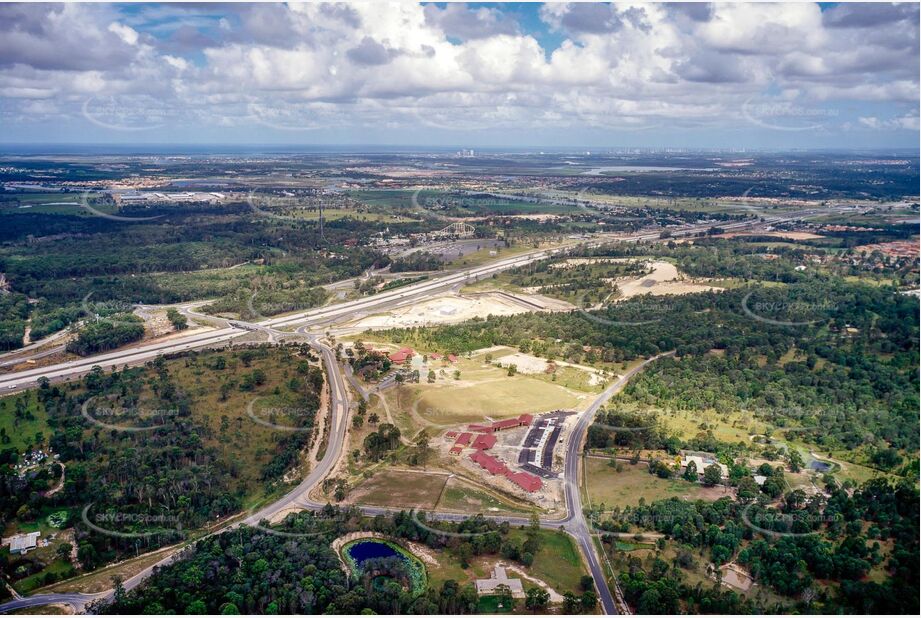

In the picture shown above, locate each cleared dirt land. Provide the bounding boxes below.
[715,231,825,241]
[347,291,572,329]
[613,260,720,299]
[347,469,448,510]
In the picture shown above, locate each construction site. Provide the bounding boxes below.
[435,409,579,512]
[343,290,573,330]
[332,340,603,516]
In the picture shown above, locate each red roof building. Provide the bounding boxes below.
[470,451,508,475]
[506,471,542,493]
[388,347,415,363]
[471,434,497,450]
[449,446,464,455]
[447,354,458,363]
[430,353,442,360]
[497,418,521,430]
[455,432,472,446]
[469,414,534,433]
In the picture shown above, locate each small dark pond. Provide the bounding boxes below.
[346,540,401,565]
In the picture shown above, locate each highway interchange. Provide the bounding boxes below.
[0,207,851,614]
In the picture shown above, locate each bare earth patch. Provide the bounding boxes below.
[612,261,720,299]
[716,231,825,241]
[348,469,448,510]
[719,563,755,592]
[495,352,549,374]
[347,291,572,329]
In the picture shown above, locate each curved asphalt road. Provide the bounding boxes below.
[0,209,837,613]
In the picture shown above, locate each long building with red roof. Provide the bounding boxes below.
[506,471,542,493]
[470,451,508,475]
[469,451,543,493]
[469,414,533,433]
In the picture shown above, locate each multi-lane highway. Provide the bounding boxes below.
[0,209,840,614]
[0,207,826,395]
[0,243,573,394]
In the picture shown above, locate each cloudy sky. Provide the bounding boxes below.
[1,2,918,149]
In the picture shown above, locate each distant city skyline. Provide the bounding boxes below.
[1,2,918,149]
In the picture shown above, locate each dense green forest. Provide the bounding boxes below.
[0,346,323,588]
[91,507,593,615]
[389,251,444,273]
[64,315,145,356]
[603,478,918,614]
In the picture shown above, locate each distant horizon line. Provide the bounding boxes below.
[1,143,919,156]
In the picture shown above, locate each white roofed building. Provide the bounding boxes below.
[475,566,525,598]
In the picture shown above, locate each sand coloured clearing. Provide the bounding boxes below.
[719,564,755,592]
[495,352,550,374]
[613,260,720,299]
[415,376,583,421]
[717,231,825,241]
[349,291,568,329]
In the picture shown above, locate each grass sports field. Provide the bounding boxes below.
[410,357,587,425]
